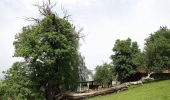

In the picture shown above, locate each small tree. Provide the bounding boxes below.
[111,38,141,83]
[1,62,44,100]
[94,63,114,87]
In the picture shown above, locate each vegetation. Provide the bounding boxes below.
[15,14,78,100]
[94,63,114,87]
[0,80,5,99]
[111,38,141,83]
[144,26,170,72]
[0,1,89,100]
[88,80,170,100]
[1,62,44,99]
[78,54,93,81]
[1,0,170,99]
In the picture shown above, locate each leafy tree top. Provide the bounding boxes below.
[144,26,170,72]
[13,1,81,99]
[111,38,141,82]
[94,63,114,87]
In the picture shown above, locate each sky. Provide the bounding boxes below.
[1,0,170,78]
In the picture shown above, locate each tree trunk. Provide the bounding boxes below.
[45,82,55,100]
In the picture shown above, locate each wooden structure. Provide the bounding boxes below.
[76,80,98,92]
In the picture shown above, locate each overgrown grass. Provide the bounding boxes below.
[88,80,170,100]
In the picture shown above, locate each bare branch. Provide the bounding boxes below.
[34,0,56,16]
[23,17,40,23]
[77,28,87,41]
[61,5,71,20]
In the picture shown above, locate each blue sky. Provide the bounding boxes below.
[1,0,170,77]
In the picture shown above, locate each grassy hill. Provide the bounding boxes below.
[88,80,170,100]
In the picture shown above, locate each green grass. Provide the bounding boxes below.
[0,80,3,86]
[88,80,170,100]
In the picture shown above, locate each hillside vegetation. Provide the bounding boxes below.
[88,80,170,100]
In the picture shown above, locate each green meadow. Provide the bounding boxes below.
[88,80,170,100]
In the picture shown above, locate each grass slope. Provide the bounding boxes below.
[88,80,170,100]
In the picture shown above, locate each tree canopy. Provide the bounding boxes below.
[111,38,141,83]
[1,62,44,100]
[78,54,93,81]
[94,63,114,87]
[13,1,81,99]
[144,26,170,72]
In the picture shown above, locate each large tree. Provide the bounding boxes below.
[13,1,81,99]
[144,26,170,72]
[111,38,141,83]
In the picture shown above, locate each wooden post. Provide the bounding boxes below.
[79,83,82,91]
[87,82,89,90]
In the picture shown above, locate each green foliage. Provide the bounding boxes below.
[144,26,170,72]
[0,80,6,99]
[94,63,114,87]
[134,52,147,72]
[111,38,141,83]
[78,54,93,81]
[13,14,80,99]
[1,62,44,100]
